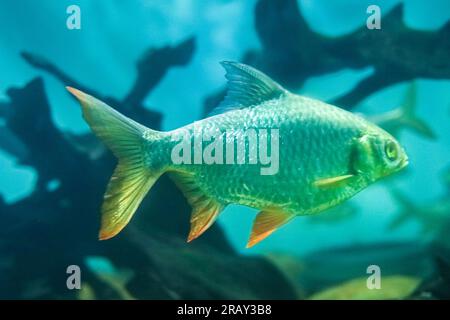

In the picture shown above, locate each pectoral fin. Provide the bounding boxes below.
[314,174,354,188]
[247,210,294,248]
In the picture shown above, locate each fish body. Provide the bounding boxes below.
[67,61,408,247]
[171,94,380,215]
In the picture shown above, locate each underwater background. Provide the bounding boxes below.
[0,0,449,299]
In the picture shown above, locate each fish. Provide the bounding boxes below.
[67,61,409,248]
[367,81,436,140]
[84,256,135,300]
[309,276,420,300]
[388,189,450,236]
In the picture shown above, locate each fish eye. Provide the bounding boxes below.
[384,141,398,161]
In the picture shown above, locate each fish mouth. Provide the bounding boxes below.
[398,158,409,170]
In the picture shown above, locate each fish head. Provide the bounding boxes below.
[353,129,408,182]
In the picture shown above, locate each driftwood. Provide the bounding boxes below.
[0,37,295,299]
[204,1,449,113]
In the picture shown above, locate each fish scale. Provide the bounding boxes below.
[169,93,378,214]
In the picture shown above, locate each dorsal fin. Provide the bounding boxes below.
[210,61,287,115]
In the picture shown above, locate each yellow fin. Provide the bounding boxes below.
[247,210,294,248]
[66,87,163,241]
[169,172,225,242]
[188,202,223,242]
[100,163,159,240]
[314,174,354,188]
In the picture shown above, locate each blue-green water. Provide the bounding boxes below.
[1,0,449,299]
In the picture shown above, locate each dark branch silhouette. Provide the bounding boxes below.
[0,36,296,299]
[252,0,450,108]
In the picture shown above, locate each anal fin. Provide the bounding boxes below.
[188,201,224,242]
[169,172,225,242]
[247,210,294,248]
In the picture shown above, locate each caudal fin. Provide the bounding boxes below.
[67,87,163,240]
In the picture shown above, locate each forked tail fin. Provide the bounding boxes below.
[397,82,435,139]
[67,87,163,240]
[369,82,435,139]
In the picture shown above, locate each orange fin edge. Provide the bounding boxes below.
[246,210,294,248]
